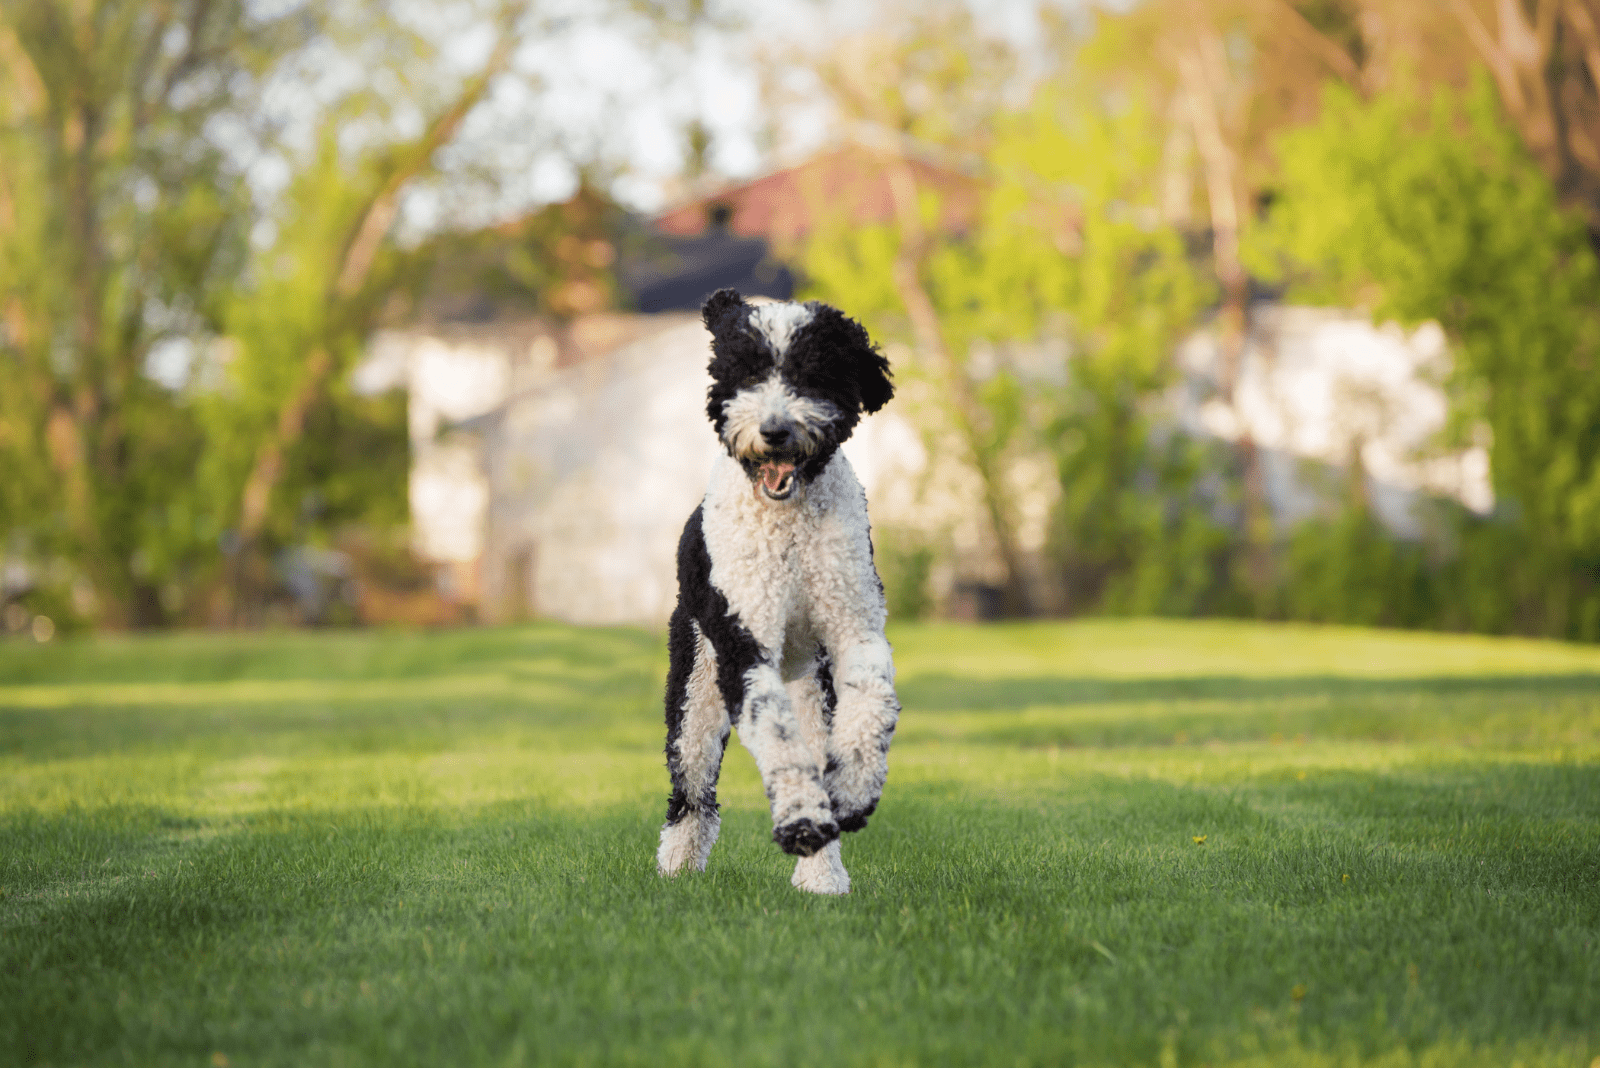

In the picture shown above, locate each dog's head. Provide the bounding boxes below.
[702,288,893,502]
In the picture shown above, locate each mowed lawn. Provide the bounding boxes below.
[2,620,1598,1068]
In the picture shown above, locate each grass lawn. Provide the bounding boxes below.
[2,618,1598,1067]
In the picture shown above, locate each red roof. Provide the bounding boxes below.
[653,145,984,245]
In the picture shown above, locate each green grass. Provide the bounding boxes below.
[2,619,1597,1067]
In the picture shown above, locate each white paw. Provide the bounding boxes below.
[791,839,850,895]
[657,811,720,876]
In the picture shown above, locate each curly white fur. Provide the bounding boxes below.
[698,450,898,892]
[719,375,840,460]
[657,622,726,876]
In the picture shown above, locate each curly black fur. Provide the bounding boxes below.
[702,290,772,441]
[662,505,763,827]
[772,816,835,858]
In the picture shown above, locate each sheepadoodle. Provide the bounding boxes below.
[656,288,900,895]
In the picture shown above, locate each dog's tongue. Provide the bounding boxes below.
[759,461,795,493]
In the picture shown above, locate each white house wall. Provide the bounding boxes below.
[1176,306,1492,536]
[479,315,928,626]
[363,303,1491,626]
[364,330,530,577]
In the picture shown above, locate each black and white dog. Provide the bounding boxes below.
[657,288,900,895]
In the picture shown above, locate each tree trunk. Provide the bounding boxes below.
[881,153,1031,616]
[59,81,129,625]
[1176,34,1275,605]
[225,21,521,620]
[1451,0,1581,207]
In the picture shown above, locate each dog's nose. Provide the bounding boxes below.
[760,420,794,448]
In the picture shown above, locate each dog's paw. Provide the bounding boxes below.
[792,840,850,894]
[823,750,887,834]
[657,811,720,876]
[773,816,840,857]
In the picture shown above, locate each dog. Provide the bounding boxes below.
[656,288,901,895]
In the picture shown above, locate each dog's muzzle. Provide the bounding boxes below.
[752,419,801,500]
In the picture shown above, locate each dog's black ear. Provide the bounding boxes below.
[816,304,892,414]
[701,288,747,332]
[853,326,894,414]
[702,289,765,427]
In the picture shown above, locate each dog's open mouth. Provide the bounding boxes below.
[757,460,797,500]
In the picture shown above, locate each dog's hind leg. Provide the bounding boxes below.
[659,617,730,876]
[786,670,850,894]
[819,633,899,833]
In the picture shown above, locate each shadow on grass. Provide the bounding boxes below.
[0,660,664,760]
[891,673,1600,748]
[12,673,1597,762]
[3,764,1597,1067]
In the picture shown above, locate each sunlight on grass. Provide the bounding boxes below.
[1,619,1596,1068]
[890,618,1600,679]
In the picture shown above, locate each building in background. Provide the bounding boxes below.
[361,149,1491,626]
[360,148,965,623]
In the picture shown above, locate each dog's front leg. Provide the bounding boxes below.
[821,634,899,831]
[786,673,850,894]
[659,617,730,876]
[735,660,839,857]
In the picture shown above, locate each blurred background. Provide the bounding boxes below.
[2,0,1598,640]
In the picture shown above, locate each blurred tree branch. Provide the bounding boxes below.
[1169,4,1275,601]
[806,11,1033,613]
[233,6,525,561]
[1446,0,1600,230]
[1254,0,1360,83]
[0,0,292,625]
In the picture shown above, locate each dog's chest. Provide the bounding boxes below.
[702,495,824,647]
[699,452,879,657]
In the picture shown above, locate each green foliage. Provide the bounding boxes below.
[198,130,410,551]
[802,63,1600,640]
[1280,509,1436,629]
[980,87,1226,615]
[1251,76,1600,638]
[874,528,935,622]
[802,83,1225,619]
[0,3,544,625]
[800,216,903,325]
[0,0,279,623]
[5,580,91,638]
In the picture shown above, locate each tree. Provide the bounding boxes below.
[202,7,524,618]
[1446,0,1600,234]
[0,0,295,626]
[976,80,1218,615]
[1077,0,1398,603]
[1250,76,1600,637]
[798,10,1223,616]
[2,0,707,627]
[797,8,1037,612]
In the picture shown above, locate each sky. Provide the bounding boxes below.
[412,0,1078,223]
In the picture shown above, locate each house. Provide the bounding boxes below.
[358,147,972,624]
[361,148,1491,626]
[653,144,984,248]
